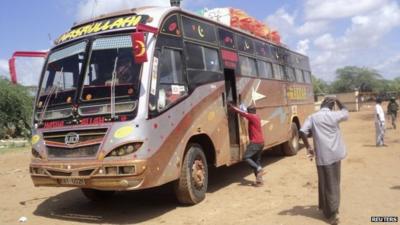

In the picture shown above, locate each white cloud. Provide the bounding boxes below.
[296,21,329,36]
[76,0,170,21]
[265,8,297,43]
[307,0,400,80]
[375,54,400,76]
[304,0,386,20]
[313,33,336,50]
[296,39,310,54]
[343,1,400,47]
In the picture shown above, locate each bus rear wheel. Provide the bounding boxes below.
[174,143,208,205]
[81,188,115,201]
[282,122,300,156]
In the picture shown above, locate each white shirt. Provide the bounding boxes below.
[375,104,385,122]
[300,108,349,166]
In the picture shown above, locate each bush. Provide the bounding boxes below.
[0,78,34,139]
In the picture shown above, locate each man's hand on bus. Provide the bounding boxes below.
[227,103,237,111]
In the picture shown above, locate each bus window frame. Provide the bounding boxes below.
[149,45,189,116]
[36,39,90,110]
[183,40,223,89]
[78,33,144,104]
[238,54,258,78]
[181,15,218,46]
[160,13,182,38]
[303,70,312,84]
[285,65,296,82]
[236,34,255,55]
[294,68,304,83]
[218,27,236,50]
[256,59,274,80]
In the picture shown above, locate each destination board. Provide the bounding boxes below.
[56,14,150,45]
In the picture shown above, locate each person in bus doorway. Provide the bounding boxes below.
[387,97,399,129]
[375,97,386,146]
[299,97,348,225]
[228,103,265,187]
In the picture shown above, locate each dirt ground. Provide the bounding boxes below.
[1,105,399,225]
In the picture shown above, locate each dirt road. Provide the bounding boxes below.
[1,105,399,225]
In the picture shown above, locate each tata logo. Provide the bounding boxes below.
[65,132,79,145]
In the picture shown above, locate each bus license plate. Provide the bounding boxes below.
[59,178,86,186]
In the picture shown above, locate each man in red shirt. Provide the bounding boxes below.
[229,103,265,186]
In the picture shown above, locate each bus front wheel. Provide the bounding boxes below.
[81,188,115,201]
[174,143,208,205]
[282,122,300,156]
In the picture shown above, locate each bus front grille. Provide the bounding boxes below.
[43,128,108,145]
[47,144,100,159]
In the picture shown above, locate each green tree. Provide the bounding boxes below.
[331,66,383,93]
[0,78,34,139]
[312,75,329,96]
[385,77,400,92]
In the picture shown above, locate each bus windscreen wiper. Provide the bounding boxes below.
[38,67,63,125]
[110,55,119,119]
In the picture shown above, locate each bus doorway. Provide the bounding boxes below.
[224,69,241,162]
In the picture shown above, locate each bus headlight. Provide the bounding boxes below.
[106,143,143,157]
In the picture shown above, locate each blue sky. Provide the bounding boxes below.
[1,0,400,83]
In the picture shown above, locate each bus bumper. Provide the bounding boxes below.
[29,160,148,191]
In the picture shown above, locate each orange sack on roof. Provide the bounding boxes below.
[204,7,280,45]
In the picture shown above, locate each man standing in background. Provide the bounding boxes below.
[375,98,385,146]
[387,97,398,129]
[300,97,349,225]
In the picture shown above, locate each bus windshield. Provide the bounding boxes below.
[35,35,142,121]
[79,35,141,117]
[36,41,86,121]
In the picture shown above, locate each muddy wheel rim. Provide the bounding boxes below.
[192,159,205,189]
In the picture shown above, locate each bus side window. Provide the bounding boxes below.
[185,42,223,89]
[286,66,296,81]
[153,48,187,112]
[303,71,312,83]
[239,56,257,77]
[257,60,273,79]
[272,63,283,80]
[295,68,304,82]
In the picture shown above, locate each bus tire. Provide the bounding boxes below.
[174,143,208,205]
[80,188,115,201]
[282,122,300,156]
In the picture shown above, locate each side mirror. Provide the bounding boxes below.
[8,51,47,85]
[131,32,147,64]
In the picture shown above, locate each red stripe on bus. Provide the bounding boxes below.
[221,49,238,62]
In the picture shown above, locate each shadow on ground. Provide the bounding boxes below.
[33,147,296,224]
[278,205,327,223]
